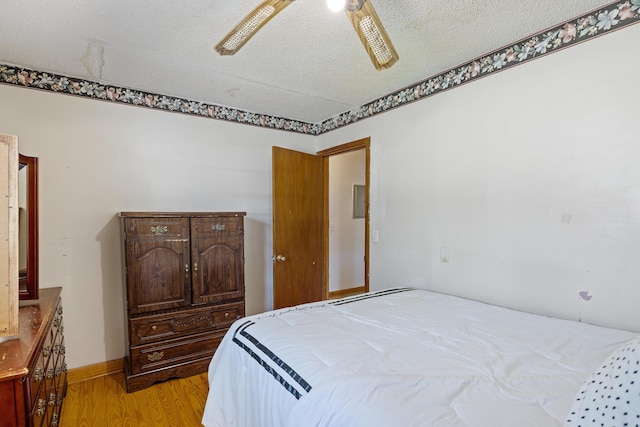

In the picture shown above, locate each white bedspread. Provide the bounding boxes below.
[202,288,637,427]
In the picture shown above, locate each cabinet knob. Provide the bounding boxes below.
[151,325,157,331]
[224,312,230,318]
[193,263,198,274]
[276,255,286,262]
[184,264,190,278]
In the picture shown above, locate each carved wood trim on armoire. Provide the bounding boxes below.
[119,212,246,393]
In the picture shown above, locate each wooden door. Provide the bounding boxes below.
[272,147,324,309]
[191,215,245,305]
[123,216,191,314]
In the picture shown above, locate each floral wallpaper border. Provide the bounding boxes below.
[0,0,638,136]
[318,0,640,133]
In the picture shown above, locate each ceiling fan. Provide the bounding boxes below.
[215,0,399,71]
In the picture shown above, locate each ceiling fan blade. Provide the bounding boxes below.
[345,0,398,70]
[215,0,295,55]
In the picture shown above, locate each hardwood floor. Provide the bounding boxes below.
[60,372,209,427]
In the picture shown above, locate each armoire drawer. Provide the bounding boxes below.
[123,217,190,240]
[129,331,226,374]
[191,216,243,239]
[129,302,243,346]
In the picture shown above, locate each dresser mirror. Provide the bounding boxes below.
[18,154,38,300]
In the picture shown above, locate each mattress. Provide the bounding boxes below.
[202,288,638,427]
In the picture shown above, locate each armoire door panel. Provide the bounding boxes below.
[191,215,244,304]
[126,240,191,314]
[192,242,243,304]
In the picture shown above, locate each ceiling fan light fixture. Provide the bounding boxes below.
[215,0,295,55]
[345,0,398,70]
[327,0,346,12]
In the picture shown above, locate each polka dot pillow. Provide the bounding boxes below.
[565,337,640,426]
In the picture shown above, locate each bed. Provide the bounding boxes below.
[202,287,640,427]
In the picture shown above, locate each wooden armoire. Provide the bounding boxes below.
[119,212,246,392]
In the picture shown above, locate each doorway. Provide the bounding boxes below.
[318,137,370,299]
[272,138,370,309]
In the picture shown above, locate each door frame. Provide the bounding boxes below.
[317,137,370,300]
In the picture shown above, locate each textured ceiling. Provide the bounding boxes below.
[0,0,612,123]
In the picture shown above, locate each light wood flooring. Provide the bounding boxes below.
[60,372,209,427]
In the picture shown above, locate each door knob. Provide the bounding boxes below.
[276,255,286,262]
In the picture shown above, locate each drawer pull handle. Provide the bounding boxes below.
[34,367,44,382]
[151,325,157,331]
[36,399,46,416]
[150,225,168,235]
[148,351,164,362]
[224,312,230,318]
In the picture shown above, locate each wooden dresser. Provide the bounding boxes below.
[120,212,246,392]
[0,287,67,427]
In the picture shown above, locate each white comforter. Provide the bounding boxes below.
[202,288,637,427]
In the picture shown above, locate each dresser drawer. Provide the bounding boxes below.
[30,374,49,423]
[129,302,243,346]
[191,216,243,240]
[129,331,225,374]
[123,217,190,240]
[30,330,57,417]
[27,350,46,414]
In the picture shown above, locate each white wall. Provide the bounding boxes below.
[318,24,640,333]
[2,22,638,370]
[328,150,366,292]
[0,85,314,368]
